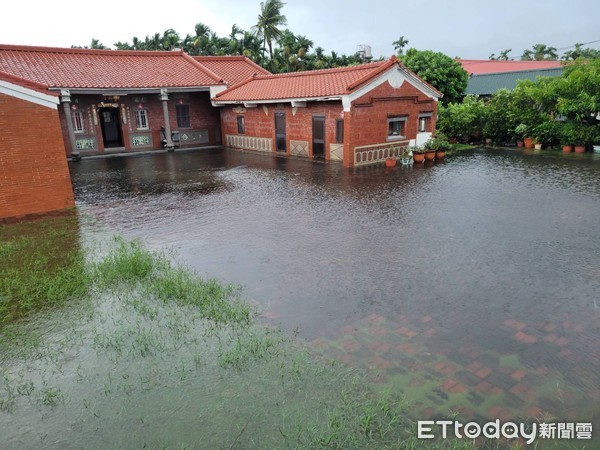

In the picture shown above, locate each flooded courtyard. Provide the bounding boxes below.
[2,147,600,448]
[70,148,600,423]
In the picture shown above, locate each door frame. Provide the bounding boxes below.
[312,115,326,159]
[274,112,286,152]
[98,106,124,148]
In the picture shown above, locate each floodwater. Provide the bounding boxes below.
[2,147,600,447]
[67,148,600,427]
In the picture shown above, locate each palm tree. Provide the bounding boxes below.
[392,36,409,55]
[521,44,558,61]
[255,0,287,65]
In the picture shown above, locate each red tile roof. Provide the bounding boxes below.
[458,59,563,75]
[213,57,441,102]
[0,44,224,89]
[192,56,271,86]
[0,70,58,96]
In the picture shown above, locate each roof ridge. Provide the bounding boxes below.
[214,74,257,98]
[181,52,224,83]
[472,67,565,76]
[253,61,385,80]
[0,43,183,57]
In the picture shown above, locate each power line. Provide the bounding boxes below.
[555,39,600,51]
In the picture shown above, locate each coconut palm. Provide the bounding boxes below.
[255,0,288,65]
[393,36,409,55]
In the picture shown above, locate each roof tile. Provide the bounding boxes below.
[0,44,223,89]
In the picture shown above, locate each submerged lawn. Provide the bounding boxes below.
[0,216,573,449]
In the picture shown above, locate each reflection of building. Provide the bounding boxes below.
[0,71,74,221]
[214,56,441,167]
[457,59,564,97]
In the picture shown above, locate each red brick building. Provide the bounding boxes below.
[213,56,442,167]
[0,72,74,221]
[0,45,269,158]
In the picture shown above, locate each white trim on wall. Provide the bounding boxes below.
[0,80,59,109]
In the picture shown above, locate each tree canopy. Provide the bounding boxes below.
[400,48,468,104]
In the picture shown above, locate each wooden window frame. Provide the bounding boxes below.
[237,115,245,134]
[71,110,85,133]
[335,118,344,143]
[175,104,191,128]
[134,109,149,130]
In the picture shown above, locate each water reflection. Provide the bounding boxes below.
[69,147,600,425]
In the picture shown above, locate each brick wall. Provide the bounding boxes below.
[346,79,438,167]
[0,92,75,221]
[58,91,221,157]
[220,101,345,159]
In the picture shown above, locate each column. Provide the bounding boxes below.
[61,89,81,161]
[160,88,174,150]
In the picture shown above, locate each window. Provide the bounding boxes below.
[418,113,432,132]
[176,104,190,128]
[335,119,344,143]
[134,109,149,130]
[237,115,245,134]
[71,111,84,133]
[387,116,407,139]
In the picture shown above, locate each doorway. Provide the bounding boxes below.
[275,112,286,152]
[312,115,325,159]
[99,107,124,148]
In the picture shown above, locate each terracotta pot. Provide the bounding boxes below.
[534,143,542,150]
[424,150,436,161]
[435,150,446,159]
[413,153,425,163]
[517,141,524,148]
[384,158,397,168]
[574,145,586,153]
[523,137,534,148]
[562,145,573,153]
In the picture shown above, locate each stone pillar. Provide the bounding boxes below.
[61,89,81,161]
[160,88,174,150]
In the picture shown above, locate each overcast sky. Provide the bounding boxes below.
[2,0,599,59]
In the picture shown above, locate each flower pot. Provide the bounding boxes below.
[424,150,436,161]
[562,145,573,153]
[435,150,446,159]
[517,141,524,148]
[523,137,534,149]
[574,145,586,153]
[412,153,425,164]
[534,143,542,150]
[593,145,600,154]
[385,157,397,167]
[400,156,412,165]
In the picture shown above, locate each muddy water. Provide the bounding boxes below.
[4,147,599,447]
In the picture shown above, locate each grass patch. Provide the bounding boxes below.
[0,215,90,325]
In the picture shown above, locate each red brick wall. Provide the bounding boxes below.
[346,79,438,167]
[58,91,221,157]
[220,101,345,159]
[0,92,75,221]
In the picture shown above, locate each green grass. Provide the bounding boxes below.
[0,215,90,325]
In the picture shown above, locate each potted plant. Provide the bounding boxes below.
[384,146,398,167]
[514,123,533,148]
[433,134,450,159]
[560,123,575,153]
[411,145,425,163]
[534,139,543,150]
[572,124,590,153]
[422,139,436,161]
[400,148,412,165]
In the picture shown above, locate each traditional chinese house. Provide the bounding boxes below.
[0,45,270,158]
[212,56,442,167]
